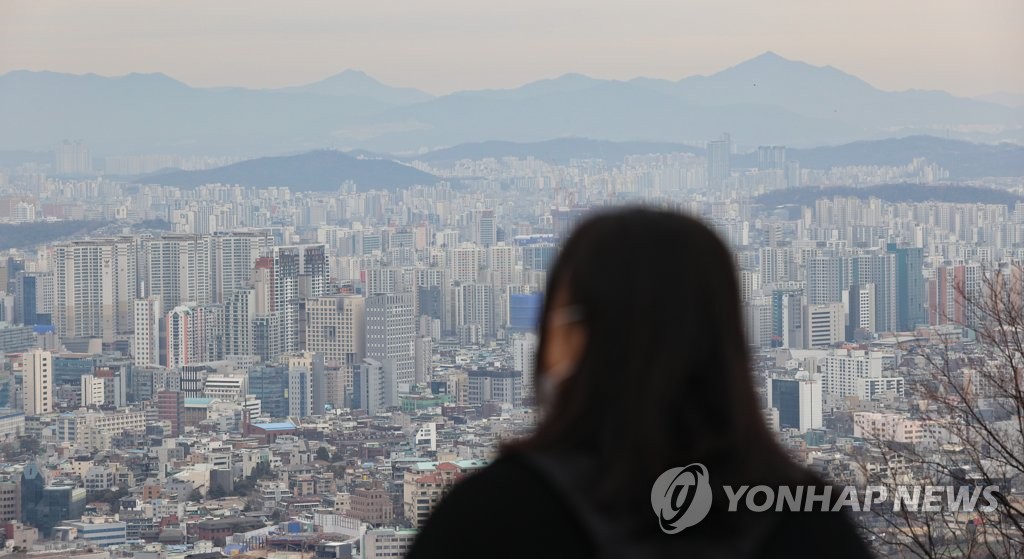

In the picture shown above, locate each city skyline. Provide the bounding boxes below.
[1,3,1022,556]
[1,1,1022,98]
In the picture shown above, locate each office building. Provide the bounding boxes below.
[156,390,185,437]
[22,349,53,416]
[305,295,365,367]
[803,303,844,348]
[353,358,391,415]
[474,209,497,247]
[63,516,127,547]
[467,369,523,407]
[768,372,822,433]
[846,283,876,340]
[13,271,52,326]
[80,375,104,407]
[887,243,926,331]
[366,293,415,390]
[247,365,288,419]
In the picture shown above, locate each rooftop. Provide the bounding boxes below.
[251,421,297,431]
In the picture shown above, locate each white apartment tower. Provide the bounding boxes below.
[448,244,485,283]
[211,230,273,303]
[143,234,213,310]
[53,238,137,342]
[487,243,516,287]
[821,349,885,400]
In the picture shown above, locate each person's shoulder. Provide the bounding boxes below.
[762,509,873,558]
[442,454,544,503]
[407,453,592,559]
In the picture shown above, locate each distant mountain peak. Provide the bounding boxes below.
[551,72,596,81]
[284,69,433,104]
[727,50,817,72]
[751,50,788,62]
[320,69,377,84]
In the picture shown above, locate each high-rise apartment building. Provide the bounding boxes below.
[851,251,897,333]
[486,243,516,287]
[757,145,787,170]
[706,134,731,188]
[452,284,495,340]
[255,244,329,356]
[165,304,217,368]
[142,234,212,310]
[211,230,273,303]
[806,254,848,305]
[53,238,137,342]
[929,262,981,326]
[820,349,885,400]
[222,287,256,357]
[55,139,92,174]
[448,244,484,284]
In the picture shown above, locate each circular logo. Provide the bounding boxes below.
[650,463,713,534]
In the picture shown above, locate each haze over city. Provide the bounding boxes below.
[0,2,1023,559]
[2,0,1023,98]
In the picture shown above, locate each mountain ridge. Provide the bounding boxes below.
[141,150,438,191]
[2,52,1021,153]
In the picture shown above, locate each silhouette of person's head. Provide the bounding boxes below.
[513,207,802,508]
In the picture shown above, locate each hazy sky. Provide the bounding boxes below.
[1,0,1022,97]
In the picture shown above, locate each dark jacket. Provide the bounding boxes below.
[407,453,874,558]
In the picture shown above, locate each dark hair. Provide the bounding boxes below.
[507,207,809,509]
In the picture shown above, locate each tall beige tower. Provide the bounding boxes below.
[22,349,53,415]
